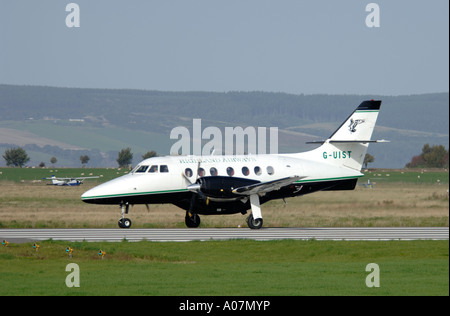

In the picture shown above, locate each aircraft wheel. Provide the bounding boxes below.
[118,218,132,229]
[185,212,201,228]
[247,214,263,230]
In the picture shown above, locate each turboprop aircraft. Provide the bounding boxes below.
[45,175,99,186]
[81,100,386,229]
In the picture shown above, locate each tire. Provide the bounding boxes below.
[247,214,263,229]
[118,218,132,229]
[185,213,201,228]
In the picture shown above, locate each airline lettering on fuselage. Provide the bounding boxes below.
[322,151,352,160]
[178,157,258,164]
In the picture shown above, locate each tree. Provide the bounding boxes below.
[142,150,157,160]
[406,144,449,168]
[50,157,57,165]
[80,155,90,167]
[2,147,30,167]
[363,153,375,169]
[117,147,133,168]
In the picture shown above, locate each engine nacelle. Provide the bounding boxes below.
[196,176,260,199]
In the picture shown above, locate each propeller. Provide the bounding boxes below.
[181,158,203,214]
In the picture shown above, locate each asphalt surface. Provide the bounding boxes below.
[1,227,448,242]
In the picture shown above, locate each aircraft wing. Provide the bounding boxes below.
[44,176,99,180]
[75,176,100,180]
[232,176,304,196]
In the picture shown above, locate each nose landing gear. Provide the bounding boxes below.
[118,217,132,228]
[118,203,132,229]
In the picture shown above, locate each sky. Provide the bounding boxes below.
[0,0,448,96]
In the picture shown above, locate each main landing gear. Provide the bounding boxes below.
[246,214,263,230]
[185,211,201,228]
[118,203,132,229]
[184,211,263,229]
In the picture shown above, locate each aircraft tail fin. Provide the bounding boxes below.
[328,100,381,142]
[305,100,385,171]
[51,175,58,184]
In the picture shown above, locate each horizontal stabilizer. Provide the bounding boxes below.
[307,139,389,144]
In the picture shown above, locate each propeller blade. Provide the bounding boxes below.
[182,172,192,185]
[194,158,202,182]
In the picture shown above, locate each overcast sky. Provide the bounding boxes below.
[1,0,448,95]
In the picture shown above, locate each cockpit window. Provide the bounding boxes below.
[160,165,169,173]
[135,165,149,173]
[148,165,158,173]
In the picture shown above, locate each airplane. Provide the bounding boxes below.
[44,175,99,186]
[81,100,386,229]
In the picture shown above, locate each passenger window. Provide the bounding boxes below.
[267,166,275,175]
[160,165,169,173]
[148,165,158,173]
[198,168,205,177]
[227,167,234,177]
[242,166,249,176]
[254,166,262,176]
[135,165,149,173]
[185,168,193,177]
[210,167,218,176]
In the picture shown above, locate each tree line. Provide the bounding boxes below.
[405,144,449,169]
[2,147,158,168]
[3,144,448,169]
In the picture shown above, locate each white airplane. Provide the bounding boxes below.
[82,100,386,229]
[45,175,99,186]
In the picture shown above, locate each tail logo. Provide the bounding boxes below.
[348,119,365,133]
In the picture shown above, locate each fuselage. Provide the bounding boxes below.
[81,151,362,215]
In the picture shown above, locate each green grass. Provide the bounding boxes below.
[0,240,448,296]
[0,167,126,183]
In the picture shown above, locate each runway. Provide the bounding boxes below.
[0,227,448,243]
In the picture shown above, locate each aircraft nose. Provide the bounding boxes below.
[81,181,115,204]
[81,186,100,203]
[81,175,133,204]
[81,188,92,200]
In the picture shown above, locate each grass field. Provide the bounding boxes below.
[0,168,448,296]
[0,239,448,296]
[0,168,448,228]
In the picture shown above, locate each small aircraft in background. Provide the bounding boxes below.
[44,175,99,186]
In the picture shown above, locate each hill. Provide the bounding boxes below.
[0,85,448,168]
